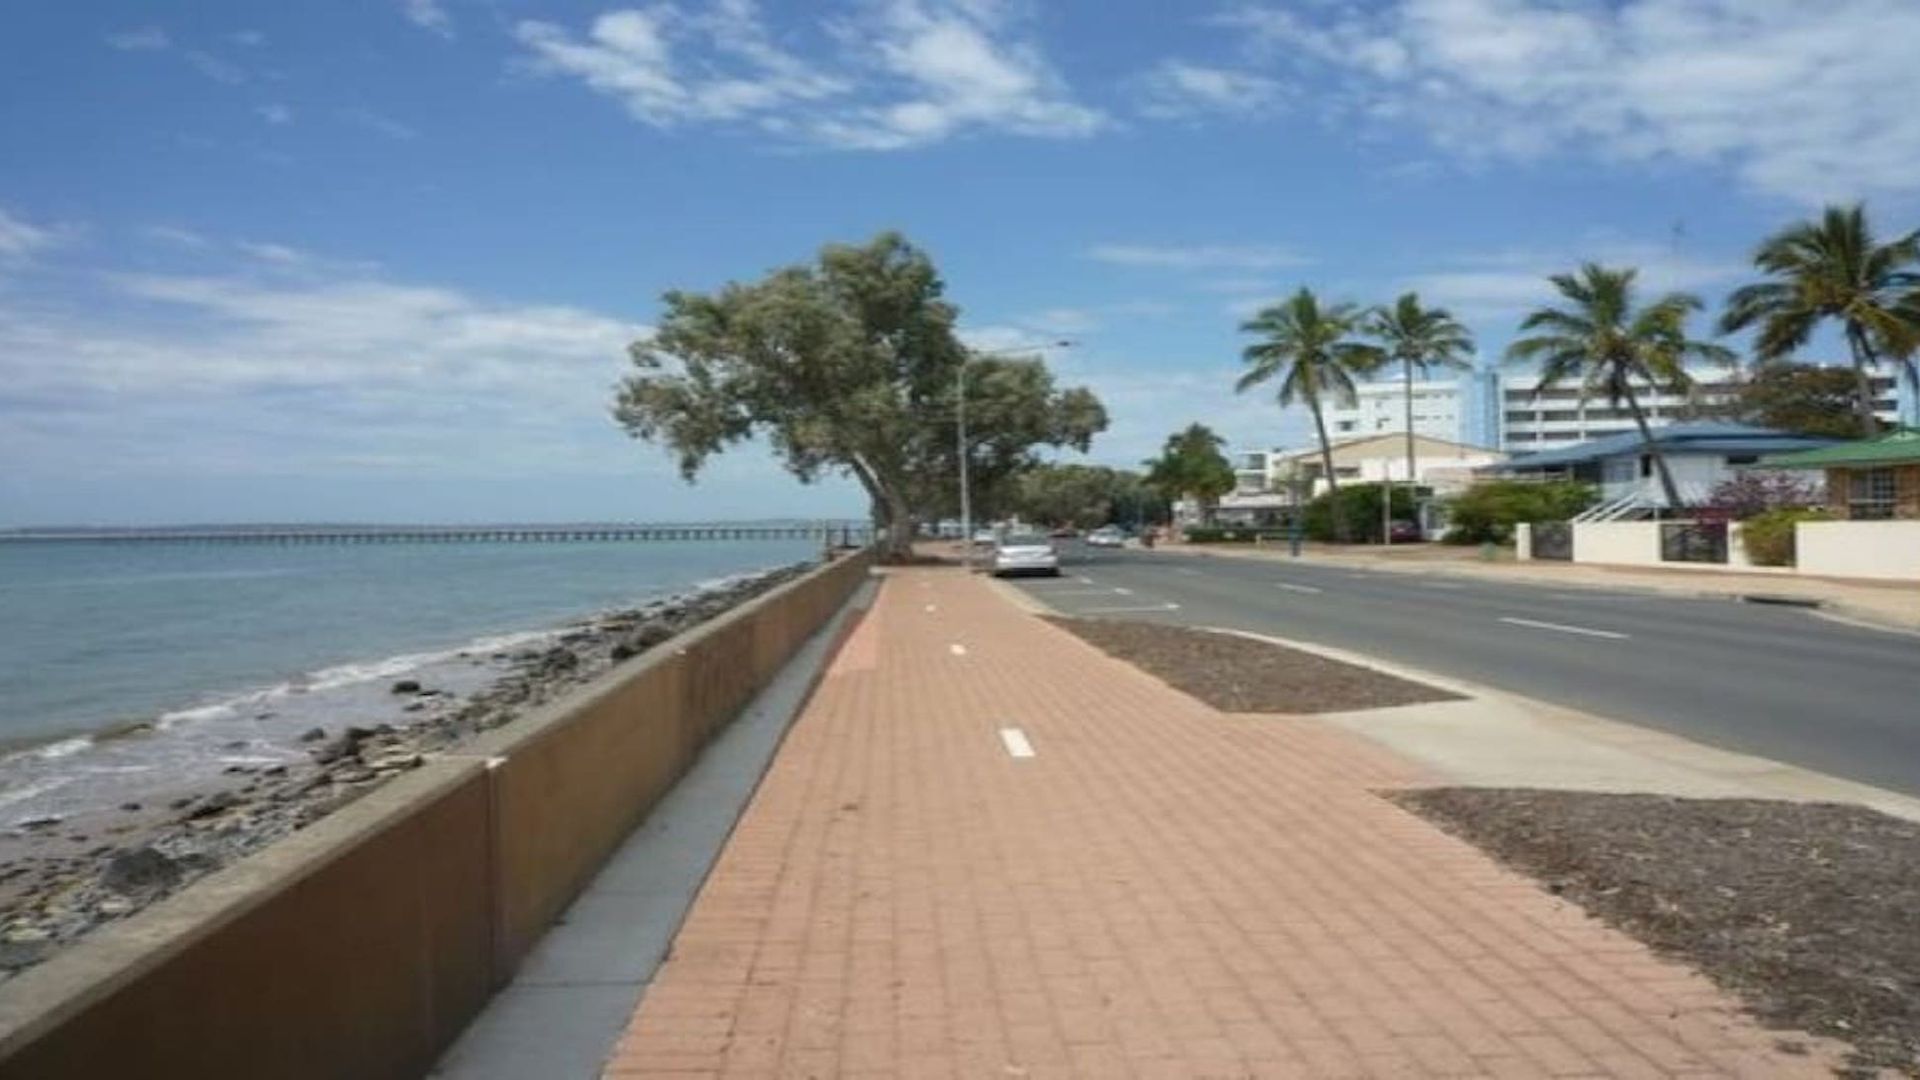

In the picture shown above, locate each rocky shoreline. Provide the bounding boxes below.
[0,561,811,979]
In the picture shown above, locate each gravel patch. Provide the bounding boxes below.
[1395,788,1920,1078]
[1044,617,1461,714]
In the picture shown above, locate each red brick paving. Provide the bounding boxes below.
[602,568,1842,1078]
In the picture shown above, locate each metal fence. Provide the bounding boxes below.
[1660,521,1729,564]
[1530,522,1573,561]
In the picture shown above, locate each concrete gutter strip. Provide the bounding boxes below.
[431,576,879,1080]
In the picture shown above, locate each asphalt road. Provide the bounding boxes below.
[1010,545,1920,798]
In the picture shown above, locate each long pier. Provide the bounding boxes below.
[0,522,874,546]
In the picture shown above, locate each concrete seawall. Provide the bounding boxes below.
[0,549,874,1079]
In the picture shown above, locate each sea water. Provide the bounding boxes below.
[0,536,819,822]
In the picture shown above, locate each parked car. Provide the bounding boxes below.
[1048,526,1078,539]
[1388,520,1423,543]
[970,528,999,547]
[991,532,1061,576]
[1085,526,1126,548]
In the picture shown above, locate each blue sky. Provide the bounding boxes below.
[4,0,1918,525]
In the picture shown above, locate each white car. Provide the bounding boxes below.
[991,533,1061,576]
[1085,526,1126,548]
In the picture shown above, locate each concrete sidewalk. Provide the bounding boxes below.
[602,568,1841,1077]
[1155,541,1920,631]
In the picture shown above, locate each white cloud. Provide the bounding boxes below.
[1087,243,1309,271]
[105,27,170,51]
[1400,243,1745,330]
[0,255,650,481]
[228,30,267,47]
[256,103,293,125]
[1209,0,1920,203]
[0,207,62,261]
[340,109,419,140]
[183,50,247,85]
[514,0,1102,150]
[140,224,213,249]
[1135,60,1284,120]
[402,0,455,37]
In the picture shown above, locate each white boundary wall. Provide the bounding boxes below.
[1797,522,1920,581]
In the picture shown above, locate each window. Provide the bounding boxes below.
[1726,455,1758,466]
[1848,468,1897,520]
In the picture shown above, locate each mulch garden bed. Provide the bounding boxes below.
[1044,617,1462,713]
[1395,788,1920,1077]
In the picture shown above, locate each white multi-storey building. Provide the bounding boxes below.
[1325,379,1465,443]
[1496,370,1903,452]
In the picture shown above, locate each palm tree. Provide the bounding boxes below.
[1238,289,1384,540]
[1719,203,1920,436]
[1508,264,1736,511]
[1365,293,1475,536]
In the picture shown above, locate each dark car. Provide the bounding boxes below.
[1388,520,1423,543]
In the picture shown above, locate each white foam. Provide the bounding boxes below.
[33,737,93,761]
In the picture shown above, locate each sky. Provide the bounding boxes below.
[3,0,1919,526]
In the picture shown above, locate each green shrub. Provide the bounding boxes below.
[1441,480,1597,544]
[1739,508,1828,566]
[1302,484,1419,543]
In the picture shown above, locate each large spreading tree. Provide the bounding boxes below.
[613,232,1104,560]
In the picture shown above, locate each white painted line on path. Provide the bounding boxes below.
[949,643,967,656]
[1111,587,1133,595]
[1079,602,1181,614]
[1497,616,1629,640]
[1044,589,1127,597]
[1174,567,1201,576]
[1272,582,1323,594]
[999,728,1036,759]
[1075,576,1094,584]
[1807,610,1920,639]
[1422,581,1466,590]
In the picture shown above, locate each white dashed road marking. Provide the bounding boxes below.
[999,728,1036,759]
[1498,616,1629,640]
[1079,603,1181,614]
[1272,582,1323,594]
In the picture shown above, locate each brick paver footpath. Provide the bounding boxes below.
[603,568,1841,1078]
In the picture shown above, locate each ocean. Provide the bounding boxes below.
[0,535,821,824]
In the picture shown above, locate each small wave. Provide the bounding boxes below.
[34,736,93,761]
[0,776,73,812]
[155,702,237,728]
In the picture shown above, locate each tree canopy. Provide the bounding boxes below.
[1508,264,1734,510]
[613,232,1105,558]
[1720,203,1920,436]
[1726,362,1866,439]
[1143,423,1236,524]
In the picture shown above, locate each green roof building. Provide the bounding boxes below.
[1764,428,1920,520]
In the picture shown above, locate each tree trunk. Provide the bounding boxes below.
[1622,382,1684,510]
[1847,322,1881,437]
[878,487,916,562]
[1309,396,1346,542]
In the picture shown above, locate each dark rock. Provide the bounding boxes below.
[118,802,141,812]
[168,797,193,811]
[298,727,327,743]
[182,791,240,821]
[17,815,62,830]
[223,740,249,750]
[390,679,422,695]
[101,846,182,896]
[402,702,425,713]
[0,937,52,971]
